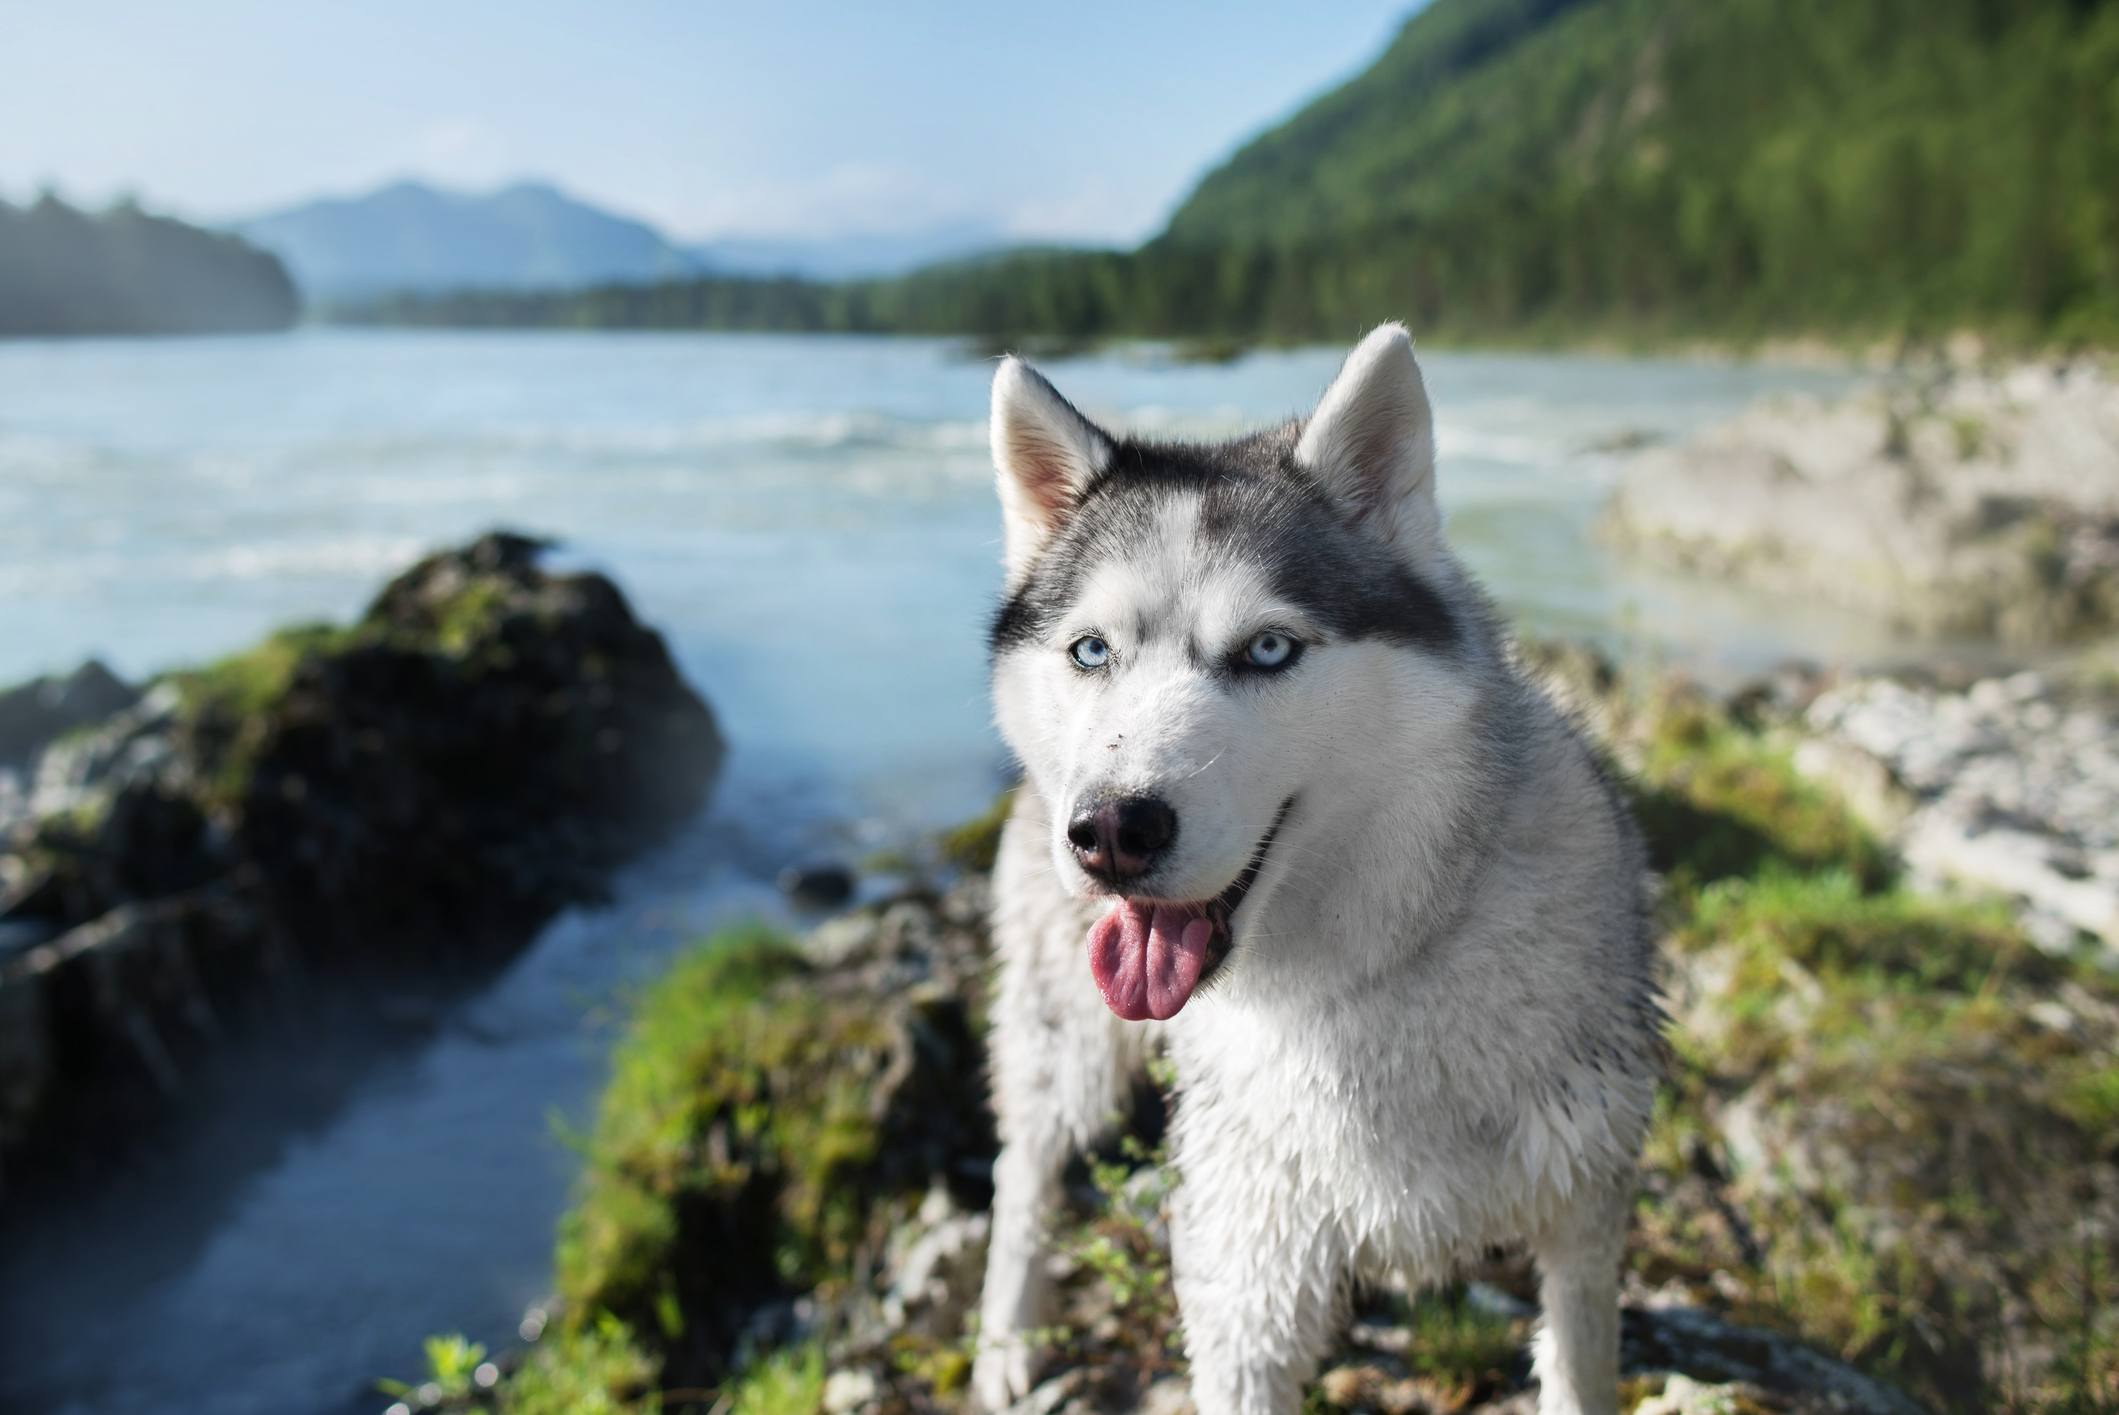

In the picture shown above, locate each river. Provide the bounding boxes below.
[0,330,1863,1414]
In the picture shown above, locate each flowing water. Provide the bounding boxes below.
[0,330,1864,1414]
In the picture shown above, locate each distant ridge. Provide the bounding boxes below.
[0,195,297,337]
[686,220,1007,282]
[233,179,701,299]
[344,0,2119,346]
[234,179,1009,299]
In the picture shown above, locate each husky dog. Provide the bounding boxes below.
[970,326,1662,1415]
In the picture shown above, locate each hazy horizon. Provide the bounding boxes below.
[1,0,1424,246]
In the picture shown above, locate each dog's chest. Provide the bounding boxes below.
[1171,1004,1590,1272]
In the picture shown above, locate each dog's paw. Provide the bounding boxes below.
[971,1344,1036,1412]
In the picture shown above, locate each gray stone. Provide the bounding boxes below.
[1800,671,2119,952]
[1604,364,2119,643]
[0,659,141,766]
[779,861,857,910]
[820,1367,882,1415]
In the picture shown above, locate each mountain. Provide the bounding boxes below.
[339,0,2119,344]
[1152,0,2119,340]
[686,221,1007,281]
[0,195,297,337]
[234,179,702,299]
[237,179,1011,299]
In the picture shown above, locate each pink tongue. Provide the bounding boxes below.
[1087,900,1218,1021]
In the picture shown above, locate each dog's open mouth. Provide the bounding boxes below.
[1085,800,1291,1021]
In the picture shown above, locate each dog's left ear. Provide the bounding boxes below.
[1295,323,1438,543]
[991,356,1114,577]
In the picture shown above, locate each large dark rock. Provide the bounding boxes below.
[0,660,140,767]
[0,532,723,1178]
[206,531,723,958]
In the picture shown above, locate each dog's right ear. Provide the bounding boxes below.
[992,357,1113,577]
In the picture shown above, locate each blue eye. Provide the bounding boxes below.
[1070,635,1110,670]
[1243,631,1298,670]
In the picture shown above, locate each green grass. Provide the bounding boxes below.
[502,1315,661,1415]
[721,1343,826,1415]
[1600,670,2119,1411]
[1630,696,1891,894]
[1402,1288,1522,1386]
[554,924,889,1339]
[1680,868,2049,990]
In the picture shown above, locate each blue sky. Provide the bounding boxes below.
[1,1,1420,243]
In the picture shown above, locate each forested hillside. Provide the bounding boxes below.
[1156,0,2119,342]
[348,0,2119,345]
[0,195,298,337]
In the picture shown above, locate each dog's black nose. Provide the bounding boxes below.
[1067,794,1177,885]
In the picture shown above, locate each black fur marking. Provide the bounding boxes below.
[989,426,1459,656]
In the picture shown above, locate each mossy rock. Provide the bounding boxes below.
[164,532,724,961]
[1651,865,2119,1410]
[552,910,993,1394]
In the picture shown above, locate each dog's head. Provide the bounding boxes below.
[987,325,1488,1021]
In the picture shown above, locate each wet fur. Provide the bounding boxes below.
[974,327,1661,1415]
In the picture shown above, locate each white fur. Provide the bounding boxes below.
[1294,322,1443,555]
[973,328,1658,1415]
[991,355,1114,578]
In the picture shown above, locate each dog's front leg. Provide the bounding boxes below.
[1528,1178,1629,1415]
[1171,1169,1343,1415]
[972,1129,1068,1409]
[972,908,1138,1410]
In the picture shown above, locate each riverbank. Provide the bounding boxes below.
[0,533,723,1188]
[405,642,2116,1415]
[1604,360,2119,645]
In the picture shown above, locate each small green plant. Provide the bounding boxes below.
[378,1332,490,1404]
[1065,1132,1182,1371]
[721,1341,826,1415]
[1948,411,1988,460]
[502,1314,659,1415]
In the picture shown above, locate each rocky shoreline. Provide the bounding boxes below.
[1603,362,2119,644]
[386,642,2115,1415]
[1797,669,2119,956]
[0,533,724,1188]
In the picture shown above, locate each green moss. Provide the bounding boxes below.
[1948,411,1990,461]
[2055,1061,2119,1135]
[1402,1288,1521,1385]
[1619,677,2119,1410]
[937,788,1016,874]
[159,622,360,811]
[1658,853,2119,1407]
[428,576,516,657]
[164,572,522,722]
[1630,697,1891,894]
[891,1335,972,1396]
[554,924,893,1362]
[1678,870,2046,992]
[166,622,356,720]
